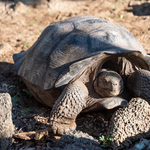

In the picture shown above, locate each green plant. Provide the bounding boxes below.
[24,41,30,48]
[23,89,32,97]
[48,12,55,15]
[120,14,125,19]
[25,10,31,15]
[112,4,117,10]
[38,27,44,34]
[144,3,149,7]
[115,14,125,19]
[22,107,32,114]
[27,20,38,26]
[11,92,21,106]
[99,135,114,148]
[112,0,124,10]
[9,85,16,88]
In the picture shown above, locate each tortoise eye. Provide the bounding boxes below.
[103,79,108,85]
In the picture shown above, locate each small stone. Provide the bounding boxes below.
[129,139,150,150]
[27,124,32,131]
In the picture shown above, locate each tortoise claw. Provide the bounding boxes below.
[50,120,76,135]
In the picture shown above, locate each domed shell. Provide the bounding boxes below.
[13,15,148,90]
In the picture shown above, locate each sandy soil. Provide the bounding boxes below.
[0,0,150,149]
[1,0,150,64]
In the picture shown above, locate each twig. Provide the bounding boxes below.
[13,128,52,141]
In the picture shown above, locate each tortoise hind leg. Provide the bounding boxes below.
[127,69,150,103]
[50,81,88,135]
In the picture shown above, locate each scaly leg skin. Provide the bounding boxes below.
[50,81,88,135]
[127,69,150,103]
[82,97,128,113]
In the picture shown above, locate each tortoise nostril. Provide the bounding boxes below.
[113,83,118,86]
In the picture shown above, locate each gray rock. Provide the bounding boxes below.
[129,139,150,150]
[107,97,150,150]
[0,93,14,150]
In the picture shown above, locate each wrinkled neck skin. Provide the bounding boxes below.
[102,56,148,81]
[94,55,149,99]
[118,57,140,78]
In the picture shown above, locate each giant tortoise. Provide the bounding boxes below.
[13,15,150,135]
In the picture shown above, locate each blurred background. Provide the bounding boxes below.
[0,0,150,64]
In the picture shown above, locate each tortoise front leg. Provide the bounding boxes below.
[127,69,150,103]
[82,97,128,113]
[50,81,88,135]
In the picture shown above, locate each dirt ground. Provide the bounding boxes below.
[0,0,150,149]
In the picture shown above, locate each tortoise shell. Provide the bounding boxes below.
[13,15,149,92]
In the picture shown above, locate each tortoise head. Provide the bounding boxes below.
[94,69,124,97]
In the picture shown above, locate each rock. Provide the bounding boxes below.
[0,93,14,150]
[129,138,150,150]
[52,130,102,150]
[107,98,150,150]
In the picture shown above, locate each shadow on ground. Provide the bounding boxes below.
[0,0,48,5]
[52,130,102,150]
[126,2,150,16]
